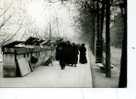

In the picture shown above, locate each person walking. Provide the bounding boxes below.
[64,41,71,65]
[59,41,66,70]
[79,44,87,64]
[72,43,79,67]
[55,43,61,61]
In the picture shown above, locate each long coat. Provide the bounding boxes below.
[79,46,87,64]
[72,45,79,64]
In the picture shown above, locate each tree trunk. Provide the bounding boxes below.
[91,1,96,55]
[96,1,103,63]
[105,0,111,78]
[91,14,96,55]
[99,0,106,63]
[119,0,127,88]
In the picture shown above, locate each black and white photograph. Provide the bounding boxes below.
[0,0,127,88]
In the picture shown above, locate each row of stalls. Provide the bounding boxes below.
[1,37,56,77]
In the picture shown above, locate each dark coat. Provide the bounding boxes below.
[59,42,66,69]
[55,44,62,60]
[72,45,79,64]
[79,46,87,64]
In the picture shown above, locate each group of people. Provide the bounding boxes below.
[55,40,87,70]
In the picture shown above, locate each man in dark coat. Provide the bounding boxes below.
[79,44,87,64]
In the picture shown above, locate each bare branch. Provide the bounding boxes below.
[0,2,13,18]
[0,26,22,46]
[0,15,12,30]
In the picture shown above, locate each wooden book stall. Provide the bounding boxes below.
[2,39,55,77]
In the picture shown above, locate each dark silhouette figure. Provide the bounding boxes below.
[59,41,66,70]
[55,43,61,61]
[64,41,72,65]
[72,43,79,67]
[56,41,88,69]
[79,44,87,64]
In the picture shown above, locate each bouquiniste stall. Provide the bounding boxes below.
[2,37,56,77]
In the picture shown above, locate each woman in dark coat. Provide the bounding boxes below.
[79,44,87,64]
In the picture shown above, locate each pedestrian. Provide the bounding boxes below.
[72,43,79,67]
[55,38,64,61]
[79,43,87,64]
[64,41,72,65]
[59,41,66,70]
[55,43,61,61]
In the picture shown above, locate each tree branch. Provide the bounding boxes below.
[0,2,13,18]
[0,15,12,30]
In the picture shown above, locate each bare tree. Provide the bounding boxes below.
[0,2,13,29]
[0,2,14,46]
[0,26,22,46]
[0,1,27,47]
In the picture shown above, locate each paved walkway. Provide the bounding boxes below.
[0,50,92,88]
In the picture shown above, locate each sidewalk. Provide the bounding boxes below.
[0,49,92,88]
[90,47,121,88]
